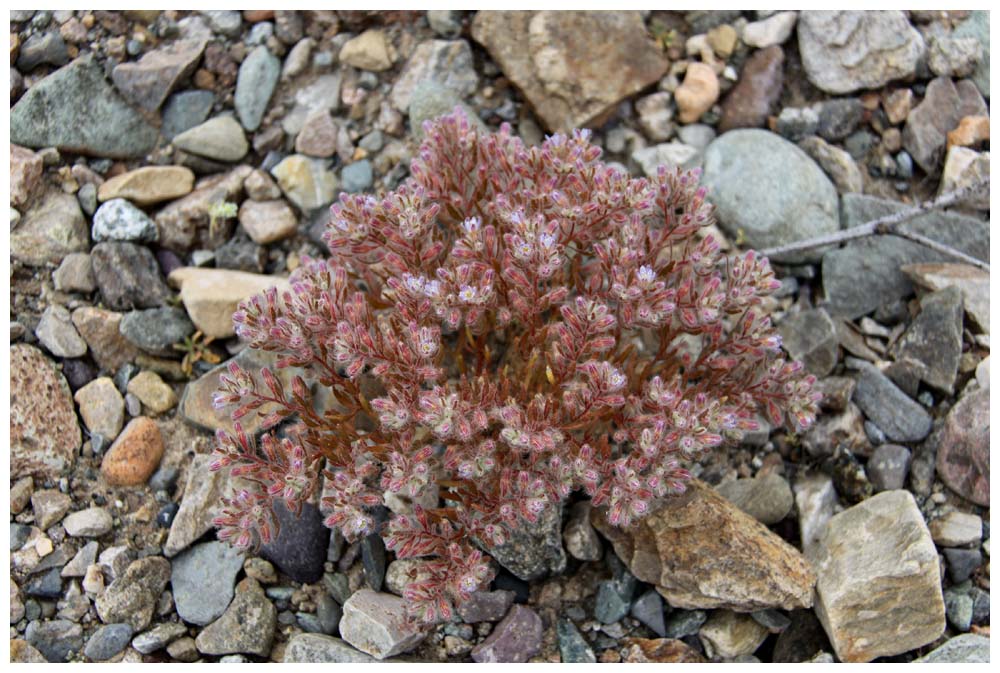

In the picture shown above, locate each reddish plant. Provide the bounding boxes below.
[210,109,820,624]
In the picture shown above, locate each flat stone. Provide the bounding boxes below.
[341,160,373,193]
[621,637,706,663]
[172,541,245,625]
[283,634,376,662]
[11,54,158,157]
[91,242,171,310]
[915,633,990,663]
[270,154,337,212]
[719,46,784,132]
[457,590,515,623]
[92,198,159,243]
[935,387,989,506]
[902,77,987,173]
[167,266,288,339]
[53,253,96,294]
[201,10,242,37]
[11,188,89,267]
[195,577,276,656]
[812,490,945,662]
[471,604,543,663]
[631,142,702,175]
[31,489,72,530]
[164,454,245,557]
[798,135,864,194]
[131,622,189,654]
[84,623,133,661]
[563,501,603,561]
[75,376,125,441]
[25,619,83,662]
[98,166,195,207]
[64,506,113,537]
[119,306,194,356]
[339,589,427,659]
[112,38,207,112]
[154,165,252,251]
[797,11,924,94]
[407,80,486,141]
[716,472,794,525]
[238,199,298,244]
[890,287,964,394]
[16,31,69,71]
[10,144,44,209]
[390,38,478,112]
[699,610,769,660]
[71,307,141,372]
[95,556,171,631]
[162,89,216,140]
[635,92,674,141]
[36,304,87,358]
[929,511,982,548]
[471,11,667,131]
[777,308,839,377]
[851,360,931,442]
[101,417,164,486]
[10,344,81,479]
[340,30,394,71]
[244,169,282,201]
[235,46,280,132]
[591,479,816,611]
[173,116,249,162]
[702,129,838,263]
[62,540,99,577]
[866,444,911,492]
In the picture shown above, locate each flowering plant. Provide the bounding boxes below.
[210,109,820,623]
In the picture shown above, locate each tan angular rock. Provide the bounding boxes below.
[101,417,165,486]
[74,377,125,441]
[902,262,990,335]
[167,267,289,339]
[270,154,338,212]
[238,199,298,244]
[295,109,339,158]
[70,307,141,372]
[675,63,720,124]
[699,610,769,659]
[946,115,989,149]
[339,589,427,659]
[939,146,989,209]
[154,165,252,252]
[471,11,668,132]
[11,144,44,209]
[11,187,89,267]
[339,29,394,71]
[591,479,816,611]
[126,370,178,414]
[97,166,196,206]
[811,490,945,662]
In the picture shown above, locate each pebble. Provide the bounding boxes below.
[295,109,339,158]
[391,38,480,113]
[339,589,427,659]
[91,242,171,310]
[132,622,189,654]
[594,571,637,624]
[741,11,797,48]
[777,308,839,377]
[952,11,989,97]
[557,618,596,663]
[340,30,395,71]
[563,501,603,561]
[797,135,864,194]
[664,609,707,638]
[35,304,88,358]
[471,604,543,663]
[283,634,375,662]
[126,371,178,414]
[944,586,974,631]
[195,577,276,656]
[890,287,964,394]
[866,444,911,492]
[111,38,208,113]
[716,472,794,525]
[903,77,987,173]
[173,116,249,162]
[26,619,84,662]
[850,360,931,442]
[97,166,195,207]
[939,146,989,210]
[119,307,194,356]
[944,548,983,584]
[161,90,216,140]
[92,198,159,243]
[84,623,134,661]
[234,46,281,132]
[929,511,983,548]
[341,160,374,193]
[282,37,314,80]
[816,98,863,141]
[53,253,96,293]
[101,417,164,486]
[261,500,330,584]
[674,62,719,124]
[201,10,242,38]
[172,541,245,625]
[10,144,44,209]
[245,169,283,201]
[635,92,674,141]
[719,46,784,132]
[699,610,769,659]
[631,142,701,175]
[63,507,114,538]
[167,266,289,340]
[902,262,990,337]
[167,636,200,662]
[427,10,463,38]
[282,73,343,136]
[11,188,89,267]
[457,589,515,623]
[927,35,982,78]
[31,489,73,529]
[270,154,338,212]
[480,502,566,582]
[74,377,126,442]
[238,199,299,244]
[361,532,387,591]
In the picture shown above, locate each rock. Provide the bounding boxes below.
[96,556,171,631]
[31,489,71,530]
[822,194,989,319]
[283,634,376,662]
[772,609,831,662]
[25,619,84,662]
[10,144,44,209]
[35,304,88,358]
[281,73,342,136]
[63,507,113,537]
[702,130,838,263]
[718,46,784,132]
[10,344,81,479]
[812,490,945,662]
[928,35,982,78]
[84,623,133,661]
[62,540,99,578]
[273,11,302,44]
[557,618,596,663]
[339,589,426,659]
[112,38,207,112]
[592,479,815,611]
[635,92,674,142]
[362,533,387,591]
[716,473,794,525]
[11,638,49,663]
[270,154,338,212]
[97,167,195,207]
[126,371,178,414]
[132,622,189,654]
[10,55,158,157]
[797,135,864,194]
[164,455,239,557]
[168,266,287,339]
[890,287,964,394]
[939,146,989,209]
[16,31,69,71]
[172,541,245,625]
[563,501,603,561]
[915,633,990,663]
[235,46,280,132]
[851,361,931,442]
[53,253,96,294]
[173,116,249,162]
[11,188,89,267]
[237,199,298,245]
[478,502,566,581]
[92,198,159,243]
[91,242,171,310]
[162,90,216,140]
[244,169,282,201]
[195,577,276,656]
[866,444,911,493]
[101,417,164,486]
[71,307,141,372]
[390,38,478,112]
[471,604,543,663]
[777,308,839,377]
[261,500,330,584]
[675,125,716,150]
[594,564,637,624]
[902,77,987,174]
[74,376,125,441]
[119,306,195,356]
[154,165,251,251]
[902,263,989,334]
[929,511,982,548]
[457,590,515,623]
[944,585,974,632]
[340,30,394,71]
[675,63,719,124]
[295,109,339,158]
[201,10,242,37]
[408,80,486,141]
[699,610,769,660]
[631,142,702,175]
[952,11,989,97]
[282,37,314,80]
[621,637,706,663]
[797,11,924,94]
[167,637,199,662]
[936,387,989,506]
[741,11,797,48]
[706,24,738,58]
[215,235,267,272]
[341,160,374,193]
[471,11,667,131]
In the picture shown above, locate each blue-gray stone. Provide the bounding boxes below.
[92,199,159,243]
[915,634,990,663]
[171,541,245,625]
[594,569,637,625]
[340,160,374,193]
[261,500,330,584]
[26,619,83,662]
[25,567,63,599]
[952,11,989,98]
[316,593,342,635]
[944,586,974,632]
[323,572,351,606]
[361,532,386,591]
[944,548,982,584]
[119,306,195,354]
[16,32,69,71]
[630,588,668,637]
[851,360,931,442]
[11,523,31,551]
[10,55,158,158]
[557,619,596,663]
[665,609,707,638]
[235,46,280,131]
[162,90,216,140]
[200,10,242,38]
[84,623,133,661]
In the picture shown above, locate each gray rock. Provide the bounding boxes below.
[173,116,249,162]
[53,253,96,293]
[630,589,667,637]
[471,604,543,663]
[632,142,702,175]
[162,90,216,140]
[716,473,794,525]
[201,10,242,37]
[557,618,596,663]
[35,305,88,358]
[341,160,373,193]
[96,556,172,632]
[676,123,716,150]
[172,541,245,625]
[702,129,839,263]
[91,242,171,310]
[777,308,839,377]
[563,501,602,561]
[427,10,463,38]
[915,633,990,663]
[92,199,159,243]
[816,98,863,141]
[776,107,820,141]
[928,511,982,548]
[195,578,277,656]
[63,507,113,537]
[890,287,964,394]
[390,39,479,111]
[927,35,983,79]
[11,188,89,267]
[119,306,195,355]
[10,55,158,158]
[111,38,207,113]
[943,548,983,584]
[902,77,987,174]
[797,11,925,94]
[866,444,911,492]
[822,194,989,319]
[283,634,375,662]
[62,540,99,577]
[665,609,707,638]
[316,593,342,635]
[25,619,83,662]
[851,360,931,442]
[944,586,974,632]
[16,31,69,71]
[84,623,133,661]
[25,567,63,598]
[407,80,485,140]
[274,11,304,45]
[477,501,566,581]
[261,500,329,584]
[952,11,989,98]
[281,73,343,136]
[338,589,427,659]
[131,622,189,654]
[235,46,280,132]
[456,590,515,623]
[797,135,864,194]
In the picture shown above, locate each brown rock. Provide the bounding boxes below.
[471,11,668,132]
[11,188,89,267]
[902,77,987,173]
[167,267,290,339]
[71,307,141,372]
[243,10,275,22]
[295,109,338,158]
[244,169,282,201]
[154,165,251,251]
[674,62,720,124]
[947,114,989,149]
[10,344,81,479]
[97,166,195,206]
[621,638,706,663]
[936,387,989,506]
[882,88,913,125]
[719,46,784,132]
[591,479,816,611]
[101,417,165,486]
[339,29,394,72]
[10,144,44,209]
[112,38,207,112]
[238,199,299,245]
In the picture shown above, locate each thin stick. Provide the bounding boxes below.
[759,180,990,271]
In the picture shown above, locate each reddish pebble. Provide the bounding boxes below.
[244,10,275,23]
[101,417,164,486]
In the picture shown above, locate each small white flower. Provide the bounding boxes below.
[458,285,477,303]
[462,216,481,234]
[538,232,556,249]
[637,265,656,284]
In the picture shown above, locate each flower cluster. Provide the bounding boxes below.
[211,108,820,624]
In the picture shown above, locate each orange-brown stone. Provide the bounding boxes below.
[101,417,165,486]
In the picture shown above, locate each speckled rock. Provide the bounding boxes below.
[195,577,276,656]
[101,417,164,486]
[96,556,172,631]
[283,634,376,662]
[471,604,543,663]
[914,634,990,663]
[91,242,171,310]
[935,387,989,506]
